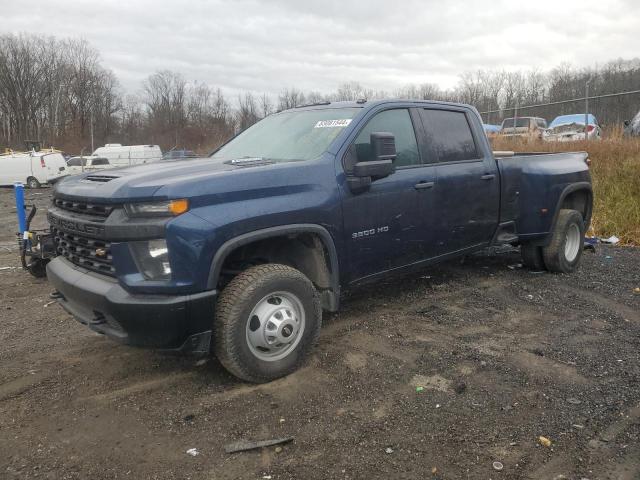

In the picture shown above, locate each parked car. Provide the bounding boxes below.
[163,149,198,160]
[66,156,112,175]
[544,114,602,142]
[92,144,162,167]
[500,117,547,139]
[46,100,592,383]
[623,109,640,137]
[0,150,67,188]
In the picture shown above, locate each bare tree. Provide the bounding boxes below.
[277,87,305,110]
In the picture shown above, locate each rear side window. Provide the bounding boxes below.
[354,109,420,167]
[420,109,479,163]
[92,158,109,166]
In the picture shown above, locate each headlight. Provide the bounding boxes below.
[125,199,189,217]
[130,239,171,280]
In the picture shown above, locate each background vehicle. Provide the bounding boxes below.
[544,114,602,141]
[92,144,162,167]
[162,149,198,160]
[0,151,67,188]
[499,117,547,139]
[483,124,501,137]
[66,156,111,175]
[624,109,640,136]
[46,100,592,383]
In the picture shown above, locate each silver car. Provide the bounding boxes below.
[543,114,602,142]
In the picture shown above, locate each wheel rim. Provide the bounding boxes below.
[245,291,306,362]
[564,223,581,262]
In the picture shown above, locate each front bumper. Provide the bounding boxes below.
[47,257,216,354]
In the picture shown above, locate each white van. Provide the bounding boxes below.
[66,155,112,176]
[92,144,162,167]
[0,151,68,188]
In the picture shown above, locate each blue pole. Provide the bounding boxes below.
[14,182,26,234]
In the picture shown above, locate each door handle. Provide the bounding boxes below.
[481,174,496,180]
[414,181,434,190]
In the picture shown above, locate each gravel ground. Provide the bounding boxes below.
[0,186,639,479]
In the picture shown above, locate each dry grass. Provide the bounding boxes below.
[490,130,640,245]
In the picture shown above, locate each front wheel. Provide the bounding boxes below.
[214,264,321,383]
[26,176,41,189]
[542,209,585,273]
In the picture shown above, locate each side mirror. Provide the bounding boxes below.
[347,132,396,193]
[624,120,630,127]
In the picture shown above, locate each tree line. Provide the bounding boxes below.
[2,33,640,154]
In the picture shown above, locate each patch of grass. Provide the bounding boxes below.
[490,132,640,245]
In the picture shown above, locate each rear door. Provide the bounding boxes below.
[340,107,436,280]
[418,107,500,256]
[42,153,67,182]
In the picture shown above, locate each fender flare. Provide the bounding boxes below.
[206,224,341,310]
[552,182,593,228]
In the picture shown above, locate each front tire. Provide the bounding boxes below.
[26,176,41,189]
[542,209,585,273]
[214,264,321,383]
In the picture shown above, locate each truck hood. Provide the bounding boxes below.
[53,157,278,202]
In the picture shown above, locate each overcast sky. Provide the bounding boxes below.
[2,0,639,97]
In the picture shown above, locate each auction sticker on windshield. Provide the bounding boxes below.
[314,119,352,128]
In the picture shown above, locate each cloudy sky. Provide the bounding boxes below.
[2,0,639,97]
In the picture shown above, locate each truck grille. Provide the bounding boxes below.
[52,228,115,276]
[53,198,113,218]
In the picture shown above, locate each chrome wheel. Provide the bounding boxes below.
[564,223,581,262]
[246,291,305,362]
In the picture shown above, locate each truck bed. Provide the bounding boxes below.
[495,151,591,239]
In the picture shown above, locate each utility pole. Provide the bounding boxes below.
[90,107,94,153]
[585,78,591,141]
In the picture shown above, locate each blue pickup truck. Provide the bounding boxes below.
[46,100,592,382]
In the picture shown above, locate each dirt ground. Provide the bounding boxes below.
[0,186,639,480]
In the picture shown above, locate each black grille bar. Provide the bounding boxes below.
[53,198,114,217]
[53,227,115,276]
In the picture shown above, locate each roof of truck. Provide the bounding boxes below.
[287,98,476,112]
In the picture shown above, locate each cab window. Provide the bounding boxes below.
[353,109,420,168]
[420,109,479,163]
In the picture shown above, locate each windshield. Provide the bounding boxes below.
[549,114,596,128]
[211,108,361,162]
[501,118,531,129]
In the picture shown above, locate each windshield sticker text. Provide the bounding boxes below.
[314,119,352,128]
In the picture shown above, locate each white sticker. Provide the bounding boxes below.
[314,119,352,128]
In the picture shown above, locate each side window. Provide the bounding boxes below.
[67,158,80,166]
[537,118,547,128]
[353,109,420,168]
[92,158,109,166]
[420,109,479,163]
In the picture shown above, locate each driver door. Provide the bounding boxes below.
[340,108,436,281]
